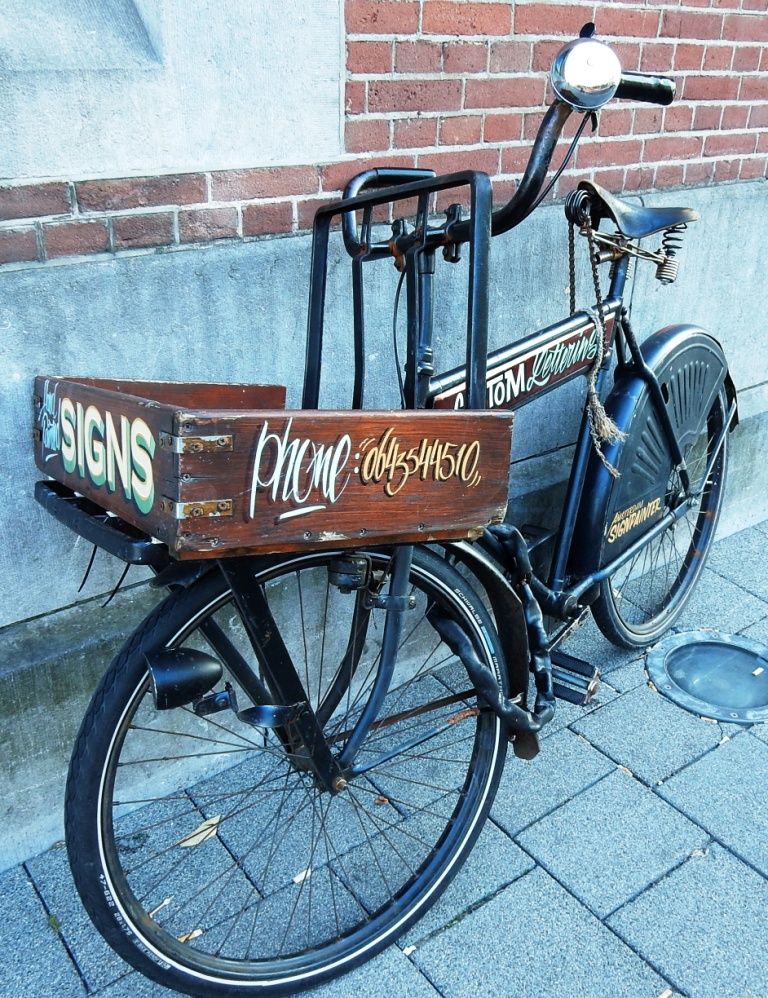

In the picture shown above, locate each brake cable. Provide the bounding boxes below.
[518,110,596,223]
[392,268,407,407]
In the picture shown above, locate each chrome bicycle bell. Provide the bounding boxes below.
[550,37,622,111]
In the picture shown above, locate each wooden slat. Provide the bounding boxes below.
[56,377,286,410]
[33,376,177,543]
[34,377,514,559]
[172,409,513,557]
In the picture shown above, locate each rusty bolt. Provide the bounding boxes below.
[190,506,204,518]
[217,501,229,512]
[190,442,202,453]
[217,437,228,447]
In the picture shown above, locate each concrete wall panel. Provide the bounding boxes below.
[0,0,343,179]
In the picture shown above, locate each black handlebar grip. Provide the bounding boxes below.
[615,71,676,106]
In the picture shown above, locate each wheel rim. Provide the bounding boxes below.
[95,551,503,988]
[605,396,725,637]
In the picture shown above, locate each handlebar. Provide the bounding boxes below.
[615,70,675,106]
[339,46,677,255]
[454,67,675,241]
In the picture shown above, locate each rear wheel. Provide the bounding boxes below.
[592,388,727,647]
[66,547,507,996]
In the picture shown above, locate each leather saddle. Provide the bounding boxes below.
[578,180,699,239]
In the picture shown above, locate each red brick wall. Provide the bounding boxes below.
[0,0,765,266]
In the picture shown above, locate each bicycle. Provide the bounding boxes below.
[33,27,736,998]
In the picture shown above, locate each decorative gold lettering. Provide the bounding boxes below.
[359,430,482,495]
[607,497,663,543]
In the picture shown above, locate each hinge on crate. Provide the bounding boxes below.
[159,498,233,520]
[159,433,234,454]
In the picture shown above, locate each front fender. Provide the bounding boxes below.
[443,540,530,704]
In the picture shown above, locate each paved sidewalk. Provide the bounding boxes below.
[4,522,768,998]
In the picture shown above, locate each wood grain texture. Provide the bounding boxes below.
[34,377,514,558]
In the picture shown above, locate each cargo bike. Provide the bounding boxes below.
[33,30,737,997]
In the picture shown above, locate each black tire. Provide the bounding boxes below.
[592,388,728,647]
[66,547,507,996]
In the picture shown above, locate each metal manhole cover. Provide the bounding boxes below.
[646,630,768,724]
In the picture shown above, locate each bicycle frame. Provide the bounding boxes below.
[304,174,691,606]
[296,159,738,757]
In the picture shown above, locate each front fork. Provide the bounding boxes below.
[217,547,416,793]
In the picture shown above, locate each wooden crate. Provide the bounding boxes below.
[33,376,513,559]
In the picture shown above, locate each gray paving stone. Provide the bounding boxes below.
[751,723,768,745]
[94,946,439,997]
[657,733,768,877]
[572,683,724,784]
[411,867,666,997]
[399,819,533,947]
[672,568,768,634]
[307,945,439,997]
[706,524,768,601]
[91,970,175,996]
[601,658,649,694]
[517,769,708,918]
[26,842,131,992]
[491,728,615,837]
[0,865,84,997]
[741,614,768,644]
[608,845,768,998]
[331,798,532,949]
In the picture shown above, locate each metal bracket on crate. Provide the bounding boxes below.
[158,432,234,454]
[159,497,233,519]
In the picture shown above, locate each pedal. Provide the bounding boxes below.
[550,649,600,705]
[551,649,597,678]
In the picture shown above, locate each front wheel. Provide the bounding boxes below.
[592,387,728,648]
[65,547,507,996]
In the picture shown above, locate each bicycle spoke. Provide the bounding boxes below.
[84,548,504,986]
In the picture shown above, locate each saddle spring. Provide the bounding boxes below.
[655,223,687,285]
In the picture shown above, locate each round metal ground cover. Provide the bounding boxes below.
[646,630,768,724]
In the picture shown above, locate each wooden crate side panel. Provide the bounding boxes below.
[33,376,178,542]
[58,377,286,410]
[172,410,513,556]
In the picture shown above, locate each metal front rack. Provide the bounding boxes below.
[302,170,494,413]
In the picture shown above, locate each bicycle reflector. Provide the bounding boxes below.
[550,38,622,111]
[146,648,223,710]
[646,630,768,725]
